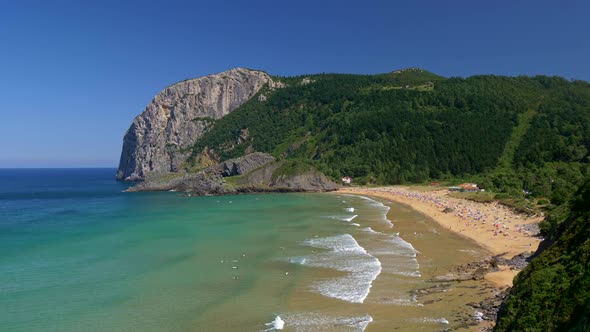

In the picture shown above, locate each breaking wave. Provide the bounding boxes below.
[289,234,382,303]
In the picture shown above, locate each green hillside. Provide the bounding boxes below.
[180,68,590,330]
[495,180,590,331]
[186,69,590,207]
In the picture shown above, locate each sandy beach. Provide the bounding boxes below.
[337,186,543,287]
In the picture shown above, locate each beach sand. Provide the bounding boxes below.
[336,186,542,288]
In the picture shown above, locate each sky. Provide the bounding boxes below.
[1,0,588,167]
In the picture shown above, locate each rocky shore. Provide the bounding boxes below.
[410,251,533,330]
[127,152,339,195]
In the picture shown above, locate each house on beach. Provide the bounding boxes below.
[458,183,480,192]
[448,183,480,192]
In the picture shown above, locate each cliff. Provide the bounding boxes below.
[126,152,339,194]
[116,68,277,181]
[494,181,590,331]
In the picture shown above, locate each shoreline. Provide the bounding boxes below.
[335,186,542,288]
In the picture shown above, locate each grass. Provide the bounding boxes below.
[448,190,540,215]
[271,130,308,158]
[361,83,434,94]
[271,159,313,180]
[404,184,449,192]
[496,198,539,216]
[448,191,496,202]
[224,175,244,187]
[496,104,539,171]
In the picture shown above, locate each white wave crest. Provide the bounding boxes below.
[290,234,382,303]
[361,227,384,235]
[350,195,394,227]
[369,234,421,277]
[324,215,358,222]
[385,234,419,257]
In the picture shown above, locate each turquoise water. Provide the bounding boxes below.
[0,169,487,331]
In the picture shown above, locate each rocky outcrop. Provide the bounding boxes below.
[126,153,339,194]
[270,170,339,191]
[127,172,226,194]
[430,256,502,282]
[215,152,275,177]
[127,152,275,193]
[117,68,278,181]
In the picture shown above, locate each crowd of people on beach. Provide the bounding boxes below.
[354,187,539,242]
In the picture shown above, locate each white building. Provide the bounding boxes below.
[341,176,352,184]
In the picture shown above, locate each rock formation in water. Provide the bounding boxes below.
[126,152,339,194]
[116,68,278,181]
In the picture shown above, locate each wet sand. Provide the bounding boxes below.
[332,187,542,331]
[197,190,538,331]
[194,193,495,331]
[337,186,542,288]
[302,193,505,331]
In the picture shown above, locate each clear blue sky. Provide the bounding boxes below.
[1,0,588,167]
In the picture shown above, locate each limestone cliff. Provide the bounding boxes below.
[126,153,339,194]
[116,68,277,181]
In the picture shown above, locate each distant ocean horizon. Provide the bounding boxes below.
[0,169,488,331]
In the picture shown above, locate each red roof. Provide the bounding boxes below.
[458,183,479,190]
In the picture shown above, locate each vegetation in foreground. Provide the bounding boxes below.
[495,180,590,331]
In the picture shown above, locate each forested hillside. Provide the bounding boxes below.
[185,68,590,207]
[495,180,590,331]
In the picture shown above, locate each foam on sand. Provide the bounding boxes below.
[290,234,382,303]
[263,315,285,331]
[385,234,419,257]
[366,234,421,278]
[277,312,373,332]
[409,317,449,325]
[378,293,418,306]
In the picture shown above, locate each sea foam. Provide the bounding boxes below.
[348,195,394,227]
[277,313,373,332]
[325,215,358,222]
[263,315,285,331]
[409,317,450,325]
[385,235,419,257]
[384,235,421,277]
[361,227,384,235]
[344,215,358,222]
[290,234,382,303]
[367,234,421,278]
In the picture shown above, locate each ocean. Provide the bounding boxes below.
[0,169,489,331]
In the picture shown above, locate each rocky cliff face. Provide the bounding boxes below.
[117,68,277,181]
[127,152,276,193]
[126,153,339,194]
